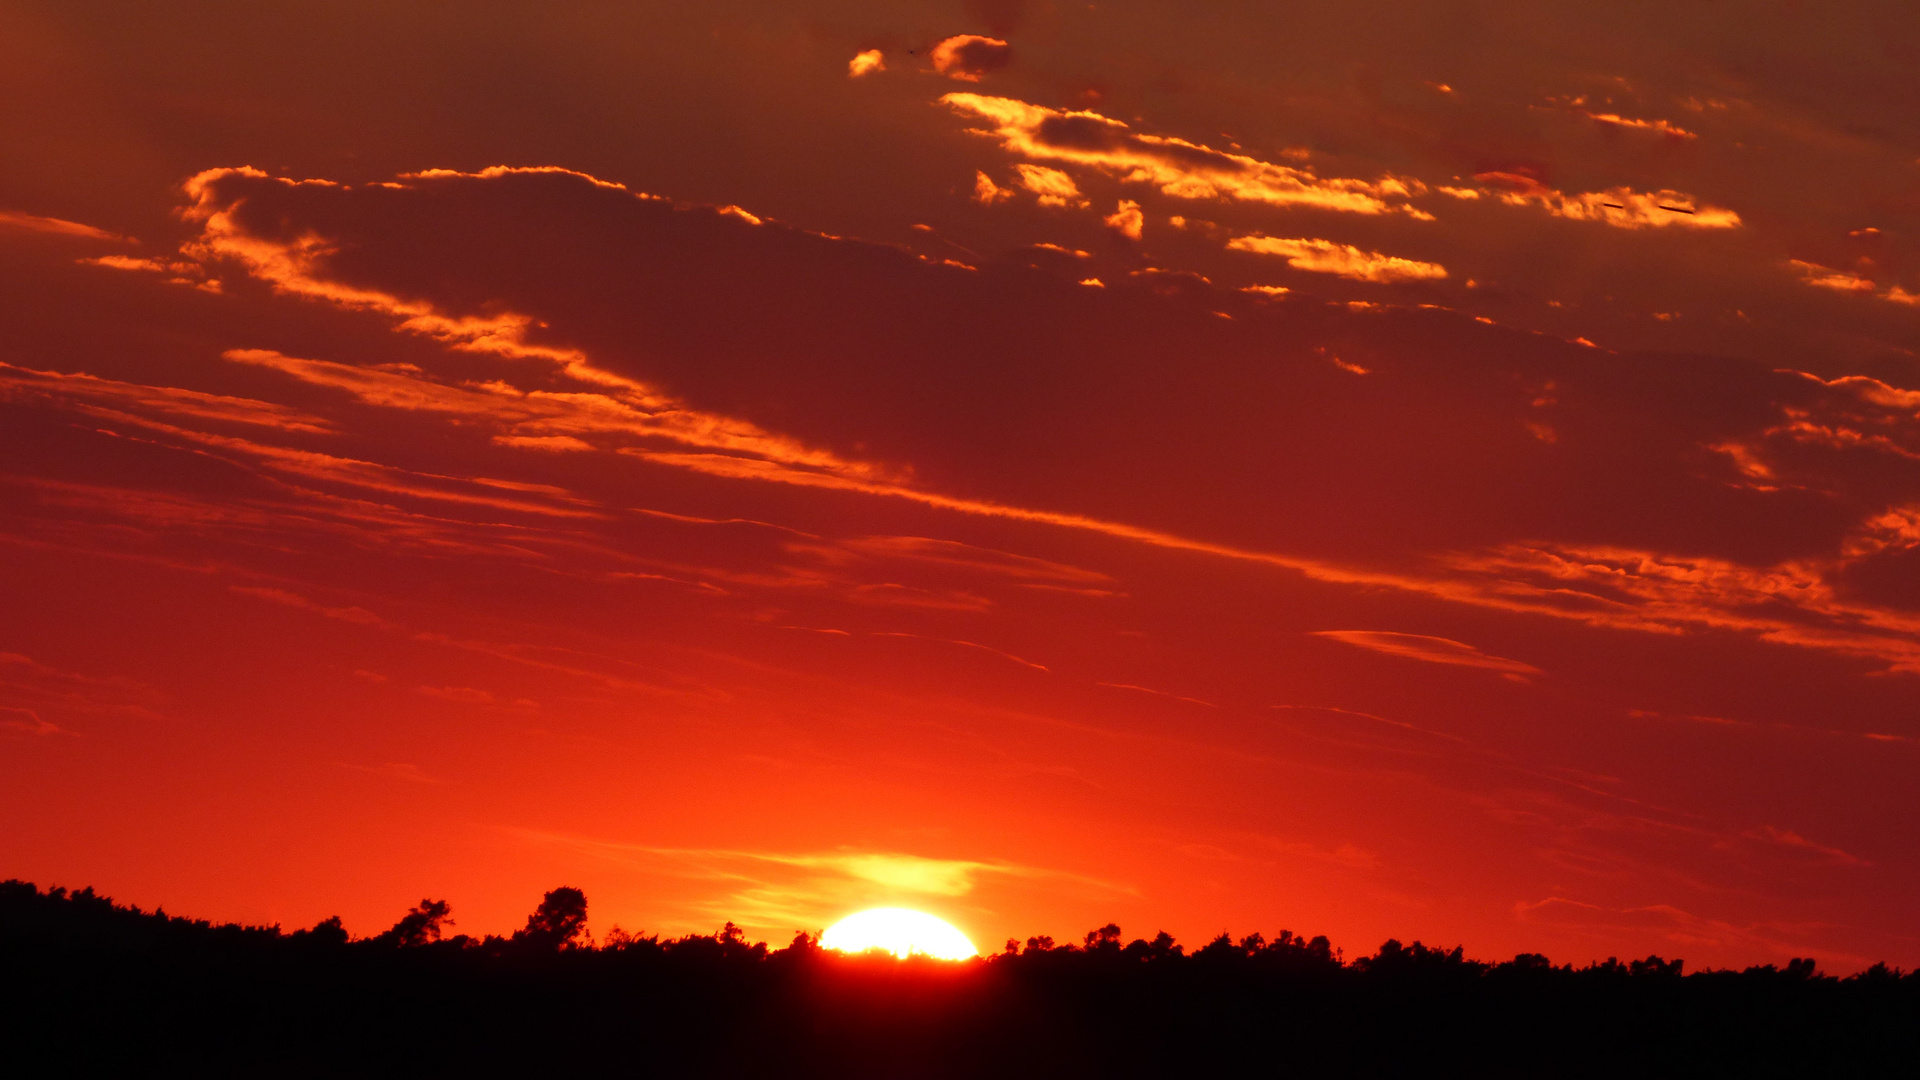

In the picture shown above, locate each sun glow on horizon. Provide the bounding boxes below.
[820,908,978,960]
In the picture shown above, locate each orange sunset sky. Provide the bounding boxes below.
[3,1,1918,971]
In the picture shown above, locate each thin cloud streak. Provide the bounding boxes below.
[1313,631,1540,674]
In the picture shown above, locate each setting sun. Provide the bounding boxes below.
[820,908,978,960]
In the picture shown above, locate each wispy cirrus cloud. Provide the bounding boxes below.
[0,360,332,434]
[0,208,123,241]
[1440,537,1920,674]
[808,535,1111,587]
[0,706,70,737]
[1313,631,1540,674]
[0,652,163,727]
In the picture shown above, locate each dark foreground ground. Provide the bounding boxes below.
[3,881,1915,1077]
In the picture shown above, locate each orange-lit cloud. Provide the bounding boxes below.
[942,94,1420,215]
[1440,540,1920,674]
[1786,259,1920,307]
[1013,164,1085,207]
[973,170,1013,204]
[1789,259,1875,293]
[1567,107,1698,140]
[1473,175,1740,229]
[177,170,893,476]
[848,49,885,77]
[1227,235,1447,283]
[929,35,1011,82]
[1103,199,1143,239]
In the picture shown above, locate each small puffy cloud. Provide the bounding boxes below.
[930,35,1011,82]
[847,49,885,77]
[1014,163,1085,207]
[973,170,1013,204]
[1228,235,1447,283]
[1104,199,1144,239]
[1314,631,1540,673]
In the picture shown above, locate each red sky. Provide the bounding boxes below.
[3,1,1918,970]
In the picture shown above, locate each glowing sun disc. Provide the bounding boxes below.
[821,908,978,960]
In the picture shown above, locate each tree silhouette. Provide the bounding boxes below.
[376,899,452,947]
[295,915,349,946]
[512,886,587,950]
[4,879,1916,1076]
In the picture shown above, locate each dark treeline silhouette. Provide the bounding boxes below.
[3,881,1914,1077]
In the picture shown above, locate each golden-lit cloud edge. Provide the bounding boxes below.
[941,93,1422,216]
[1228,235,1447,283]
